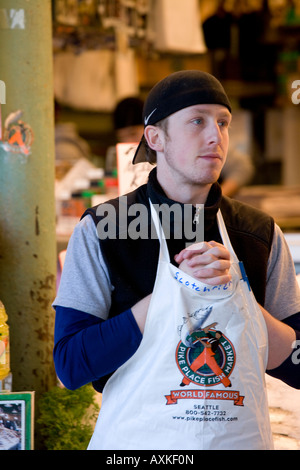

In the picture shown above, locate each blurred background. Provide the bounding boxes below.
[52,0,300,238]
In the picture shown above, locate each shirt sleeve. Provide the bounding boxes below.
[264,224,300,320]
[53,305,142,390]
[266,312,300,389]
[264,225,300,388]
[53,215,112,319]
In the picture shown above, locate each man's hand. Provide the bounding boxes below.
[174,241,232,286]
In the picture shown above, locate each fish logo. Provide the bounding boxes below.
[176,318,236,388]
[178,305,213,348]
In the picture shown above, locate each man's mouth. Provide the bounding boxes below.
[199,153,222,160]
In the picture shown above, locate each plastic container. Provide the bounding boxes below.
[0,301,10,381]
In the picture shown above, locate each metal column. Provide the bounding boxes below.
[0,0,57,445]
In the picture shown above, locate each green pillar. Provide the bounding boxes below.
[0,0,57,446]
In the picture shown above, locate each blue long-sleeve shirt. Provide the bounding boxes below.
[53,306,142,390]
[53,306,300,391]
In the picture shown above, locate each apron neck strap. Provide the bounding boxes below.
[216,210,239,263]
[150,200,170,262]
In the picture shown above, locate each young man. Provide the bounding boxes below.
[53,70,300,450]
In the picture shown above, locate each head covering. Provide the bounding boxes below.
[133,70,231,164]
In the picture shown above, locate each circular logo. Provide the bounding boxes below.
[176,329,236,387]
[3,121,34,155]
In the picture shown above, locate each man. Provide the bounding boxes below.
[105,96,145,174]
[113,96,144,144]
[53,70,300,450]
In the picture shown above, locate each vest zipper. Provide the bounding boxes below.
[193,205,202,225]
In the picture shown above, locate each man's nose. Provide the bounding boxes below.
[206,122,222,145]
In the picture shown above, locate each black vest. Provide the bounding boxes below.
[83,168,274,317]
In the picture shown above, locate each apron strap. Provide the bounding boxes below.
[216,210,239,263]
[149,200,171,263]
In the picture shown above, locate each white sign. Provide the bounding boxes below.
[0,9,25,29]
[0,80,5,104]
[116,143,155,195]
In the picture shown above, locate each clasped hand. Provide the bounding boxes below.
[174,241,232,286]
[132,241,232,333]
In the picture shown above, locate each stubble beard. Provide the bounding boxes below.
[163,148,222,188]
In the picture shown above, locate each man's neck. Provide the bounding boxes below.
[156,168,212,206]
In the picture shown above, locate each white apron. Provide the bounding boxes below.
[88,203,273,450]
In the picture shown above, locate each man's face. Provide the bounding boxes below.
[156,104,231,191]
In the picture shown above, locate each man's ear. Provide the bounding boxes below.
[144,126,164,152]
